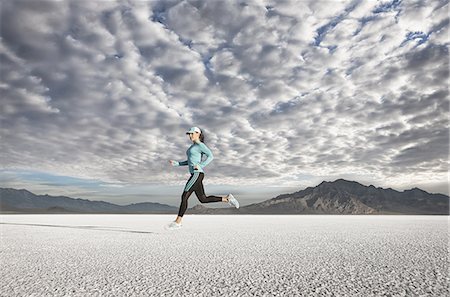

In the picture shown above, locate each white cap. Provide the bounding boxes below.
[186,126,201,134]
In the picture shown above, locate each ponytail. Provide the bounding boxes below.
[199,128,205,143]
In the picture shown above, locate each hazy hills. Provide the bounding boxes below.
[1,179,448,215]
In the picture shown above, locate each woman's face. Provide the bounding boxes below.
[188,132,200,142]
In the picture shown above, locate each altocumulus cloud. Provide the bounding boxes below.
[0,0,448,204]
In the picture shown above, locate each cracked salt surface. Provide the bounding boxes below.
[0,214,448,296]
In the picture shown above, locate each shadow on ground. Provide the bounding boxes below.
[0,222,159,234]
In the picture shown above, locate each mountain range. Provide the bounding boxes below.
[1,179,448,215]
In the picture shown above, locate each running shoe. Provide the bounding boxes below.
[165,220,183,230]
[227,194,239,209]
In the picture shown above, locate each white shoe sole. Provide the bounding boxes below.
[227,194,239,208]
[165,222,182,230]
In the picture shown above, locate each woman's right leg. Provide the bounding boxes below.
[177,173,201,219]
[176,173,228,223]
[177,189,194,218]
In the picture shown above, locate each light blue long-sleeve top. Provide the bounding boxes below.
[174,141,214,174]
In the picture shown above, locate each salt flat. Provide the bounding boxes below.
[0,214,448,297]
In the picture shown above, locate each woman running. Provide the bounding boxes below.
[167,126,239,230]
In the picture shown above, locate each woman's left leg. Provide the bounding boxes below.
[175,173,225,224]
[193,173,224,203]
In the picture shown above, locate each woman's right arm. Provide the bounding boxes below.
[169,160,188,166]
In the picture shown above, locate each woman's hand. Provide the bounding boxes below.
[169,160,178,166]
[193,164,201,170]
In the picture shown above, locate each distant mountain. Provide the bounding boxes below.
[1,179,448,214]
[187,179,449,215]
[245,179,449,215]
[204,179,448,215]
[0,188,177,214]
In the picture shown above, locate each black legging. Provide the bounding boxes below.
[178,172,222,217]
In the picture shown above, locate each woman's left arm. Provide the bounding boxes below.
[198,143,214,168]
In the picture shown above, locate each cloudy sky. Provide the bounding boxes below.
[1,0,448,208]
